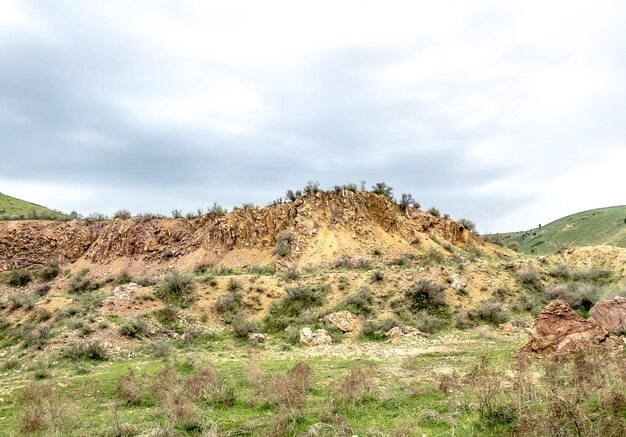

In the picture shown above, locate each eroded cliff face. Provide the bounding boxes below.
[0,191,476,271]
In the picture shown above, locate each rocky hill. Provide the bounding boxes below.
[0,190,476,272]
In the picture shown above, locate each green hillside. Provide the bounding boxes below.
[0,192,67,220]
[488,205,626,255]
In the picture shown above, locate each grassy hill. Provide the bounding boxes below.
[489,205,626,255]
[0,192,67,220]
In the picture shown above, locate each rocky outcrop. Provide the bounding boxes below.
[386,325,427,340]
[321,311,363,333]
[299,327,333,347]
[589,297,626,334]
[520,300,612,354]
[0,191,478,271]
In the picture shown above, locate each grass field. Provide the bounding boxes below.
[0,331,525,436]
[0,192,67,220]
[488,205,626,255]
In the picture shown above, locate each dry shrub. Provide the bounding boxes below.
[437,370,462,393]
[151,364,179,402]
[184,363,235,407]
[116,370,146,405]
[18,384,73,434]
[453,350,626,435]
[332,366,373,406]
[161,390,200,427]
[248,357,312,411]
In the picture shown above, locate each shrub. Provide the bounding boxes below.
[264,284,330,332]
[370,270,384,282]
[62,341,107,361]
[283,266,301,281]
[153,305,179,329]
[207,202,226,216]
[146,341,172,359]
[398,193,419,210]
[389,253,414,267]
[303,180,321,195]
[116,370,146,405]
[458,218,476,233]
[334,255,372,270]
[427,207,441,217]
[8,292,36,310]
[468,299,510,326]
[248,265,275,276]
[518,266,543,290]
[419,249,445,266]
[38,263,60,281]
[231,315,258,339]
[253,361,312,411]
[113,209,132,219]
[371,182,394,201]
[285,189,302,202]
[273,232,293,258]
[332,366,373,406]
[337,286,373,316]
[67,269,100,294]
[360,317,400,341]
[404,279,447,314]
[214,291,243,322]
[34,284,51,296]
[119,317,148,338]
[549,264,572,279]
[413,310,448,333]
[155,270,194,306]
[226,278,242,293]
[7,268,32,287]
[543,282,599,313]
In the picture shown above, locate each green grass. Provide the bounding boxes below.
[489,205,626,255]
[0,192,68,220]
[0,333,523,436]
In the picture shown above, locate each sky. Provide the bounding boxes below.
[0,0,625,233]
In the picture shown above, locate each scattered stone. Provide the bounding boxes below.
[520,299,614,354]
[450,275,467,291]
[248,333,266,342]
[111,282,142,299]
[321,311,363,333]
[386,325,427,340]
[498,322,516,333]
[589,296,626,334]
[299,327,333,347]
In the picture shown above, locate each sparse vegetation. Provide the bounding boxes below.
[155,270,195,306]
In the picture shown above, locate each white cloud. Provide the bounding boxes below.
[1,1,625,231]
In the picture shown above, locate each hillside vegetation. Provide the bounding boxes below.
[2,188,626,435]
[0,192,67,220]
[489,205,626,255]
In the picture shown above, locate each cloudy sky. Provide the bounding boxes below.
[1,1,625,232]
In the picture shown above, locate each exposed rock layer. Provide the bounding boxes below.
[0,191,475,271]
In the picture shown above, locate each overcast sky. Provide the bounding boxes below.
[1,1,625,232]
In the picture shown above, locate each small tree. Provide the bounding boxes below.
[458,218,476,233]
[303,181,321,195]
[113,209,132,219]
[398,193,419,210]
[427,207,440,217]
[371,182,394,201]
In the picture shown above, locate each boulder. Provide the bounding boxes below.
[498,322,516,333]
[248,333,267,342]
[386,325,427,340]
[520,300,610,354]
[321,311,363,333]
[451,274,467,291]
[589,296,626,334]
[299,327,333,347]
